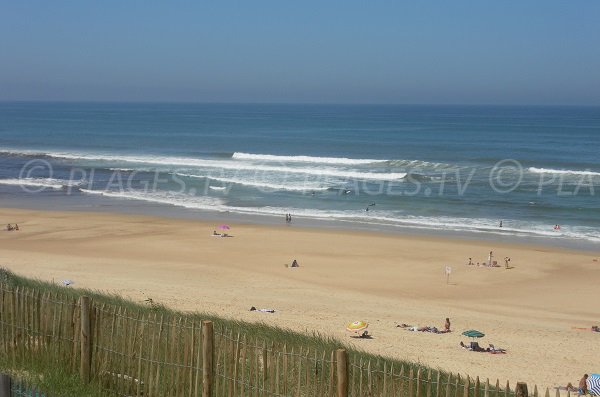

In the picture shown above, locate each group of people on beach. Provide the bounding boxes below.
[397,317,452,334]
[399,317,510,354]
[285,213,292,224]
[5,224,19,231]
[467,251,511,269]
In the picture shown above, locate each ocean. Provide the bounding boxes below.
[1,102,599,248]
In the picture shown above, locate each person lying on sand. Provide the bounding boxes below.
[460,341,486,352]
[460,341,506,353]
[250,306,275,313]
[408,326,440,333]
[487,344,506,354]
[397,324,449,334]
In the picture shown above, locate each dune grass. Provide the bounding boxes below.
[0,268,503,397]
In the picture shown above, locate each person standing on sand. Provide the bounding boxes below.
[444,318,451,332]
[579,374,588,396]
[504,257,510,269]
[488,251,493,266]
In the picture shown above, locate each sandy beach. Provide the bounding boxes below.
[1,207,598,389]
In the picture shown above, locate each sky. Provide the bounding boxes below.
[1,1,599,105]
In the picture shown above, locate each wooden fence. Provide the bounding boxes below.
[0,373,49,397]
[0,284,555,397]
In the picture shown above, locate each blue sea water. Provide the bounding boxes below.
[0,102,599,248]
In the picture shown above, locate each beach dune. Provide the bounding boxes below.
[1,208,598,389]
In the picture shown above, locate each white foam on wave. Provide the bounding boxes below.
[232,152,385,165]
[79,189,224,209]
[76,187,600,243]
[528,167,600,177]
[0,148,407,181]
[179,174,331,192]
[0,178,77,190]
[386,159,451,169]
[230,207,600,243]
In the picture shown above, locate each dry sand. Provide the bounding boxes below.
[1,207,599,389]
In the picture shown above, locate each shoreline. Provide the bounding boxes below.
[1,206,599,388]
[1,191,598,253]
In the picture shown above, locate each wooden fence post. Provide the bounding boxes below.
[336,349,348,397]
[0,374,11,397]
[516,383,528,397]
[202,321,214,397]
[80,296,92,384]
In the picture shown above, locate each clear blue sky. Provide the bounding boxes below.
[1,1,599,105]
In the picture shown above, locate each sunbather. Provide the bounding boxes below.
[459,341,487,352]
[488,344,506,353]
[250,306,275,313]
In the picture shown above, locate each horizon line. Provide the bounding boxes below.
[1,100,599,108]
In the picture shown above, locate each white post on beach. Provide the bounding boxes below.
[445,266,452,284]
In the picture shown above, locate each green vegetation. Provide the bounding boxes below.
[0,268,507,397]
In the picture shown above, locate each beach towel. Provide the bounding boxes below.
[588,374,600,396]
